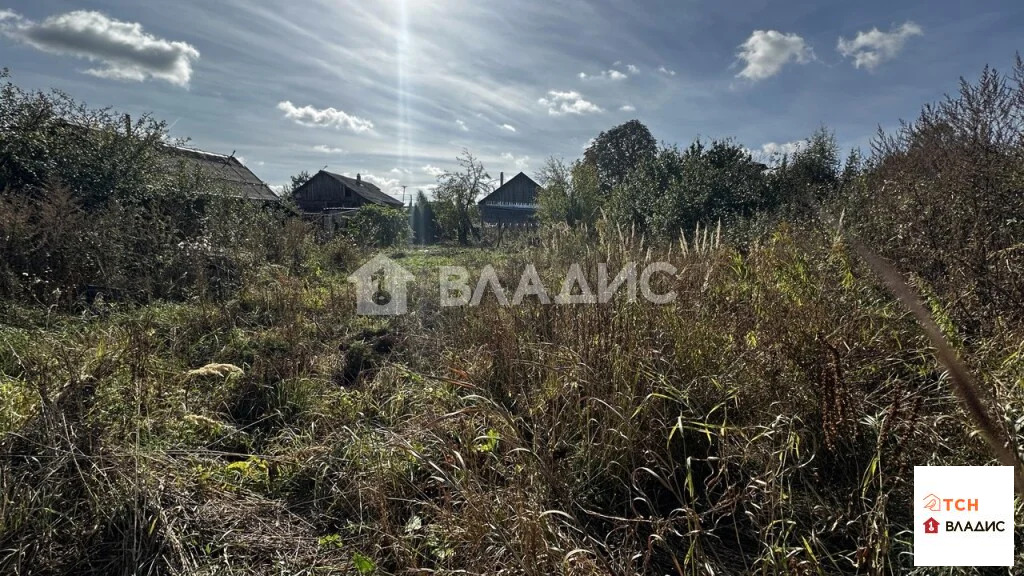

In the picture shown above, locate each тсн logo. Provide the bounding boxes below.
[921,493,978,512]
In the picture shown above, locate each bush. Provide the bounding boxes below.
[0,70,303,306]
[849,57,1024,330]
[346,204,410,248]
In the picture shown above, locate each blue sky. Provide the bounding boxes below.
[1,1,1021,198]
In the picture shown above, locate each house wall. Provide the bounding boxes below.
[293,172,367,212]
[479,174,539,224]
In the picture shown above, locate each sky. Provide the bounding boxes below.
[1,1,1022,200]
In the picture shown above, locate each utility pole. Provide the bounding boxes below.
[402,185,408,206]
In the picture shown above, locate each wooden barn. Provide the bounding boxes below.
[159,145,280,203]
[291,170,404,231]
[477,172,539,225]
[293,170,403,212]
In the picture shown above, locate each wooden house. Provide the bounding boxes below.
[477,171,539,225]
[292,170,403,212]
[291,170,404,231]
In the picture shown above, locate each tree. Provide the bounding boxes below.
[434,150,490,245]
[285,170,312,197]
[607,145,685,236]
[537,157,602,228]
[607,138,771,237]
[410,190,436,244]
[771,128,840,214]
[583,119,657,195]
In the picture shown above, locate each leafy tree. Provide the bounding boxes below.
[285,170,312,197]
[536,157,602,228]
[583,119,657,195]
[771,128,841,214]
[609,139,770,237]
[434,150,490,245]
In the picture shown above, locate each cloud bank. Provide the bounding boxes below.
[1,10,199,86]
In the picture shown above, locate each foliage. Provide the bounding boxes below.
[284,169,312,198]
[433,150,490,245]
[410,190,437,244]
[536,156,602,229]
[850,56,1024,329]
[346,204,410,248]
[0,69,169,209]
[608,138,771,237]
[770,127,842,217]
[2,56,1024,576]
[583,118,657,195]
[0,70,301,306]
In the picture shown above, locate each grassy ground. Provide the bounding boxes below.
[1,231,1022,575]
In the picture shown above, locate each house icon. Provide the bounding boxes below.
[923,517,940,534]
[347,254,414,315]
[922,493,940,511]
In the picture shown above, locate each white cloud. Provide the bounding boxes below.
[755,140,807,161]
[500,152,531,172]
[619,104,636,112]
[456,119,468,131]
[838,22,923,71]
[236,156,246,165]
[626,64,640,74]
[422,164,445,177]
[538,90,603,116]
[580,69,628,81]
[390,167,411,175]
[500,123,517,132]
[312,144,346,154]
[277,101,374,132]
[0,10,199,86]
[736,30,814,81]
[657,66,676,76]
[343,172,403,198]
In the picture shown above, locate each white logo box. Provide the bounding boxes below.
[914,466,1015,566]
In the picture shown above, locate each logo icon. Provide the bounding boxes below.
[347,254,414,316]
[914,466,1014,566]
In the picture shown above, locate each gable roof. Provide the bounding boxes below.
[160,145,279,202]
[321,170,404,206]
[477,172,540,205]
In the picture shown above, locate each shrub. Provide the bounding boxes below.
[346,204,410,248]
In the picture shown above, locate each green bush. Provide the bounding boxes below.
[346,204,410,248]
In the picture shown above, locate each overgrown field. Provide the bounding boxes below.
[3,60,1024,575]
[2,227,1022,575]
